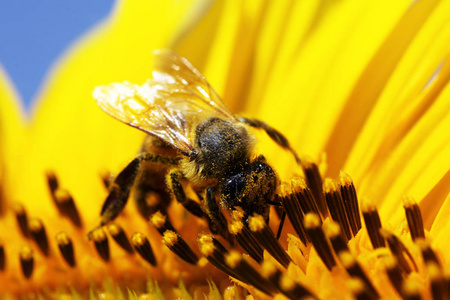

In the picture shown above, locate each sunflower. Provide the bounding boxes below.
[1,0,449,299]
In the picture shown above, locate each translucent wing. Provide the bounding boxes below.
[94,50,237,156]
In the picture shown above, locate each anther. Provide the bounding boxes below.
[248,214,292,268]
[381,229,417,274]
[54,189,83,228]
[107,223,134,254]
[262,260,316,299]
[198,234,277,296]
[277,180,309,245]
[416,239,441,267]
[324,221,349,255]
[304,212,336,270]
[301,158,328,219]
[28,218,50,256]
[290,178,321,217]
[402,277,422,300]
[361,199,385,249]
[46,171,59,196]
[131,232,156,266]
[56,231,76,267]
[338,251,379,299]
[12,203,29,238]
[228,216,263,263]
[91,228,110,262]
[150,211,176,235]
[427,262,447,300]
[383,256,404,296]
[19,245,34,279]
[403,196,425,241]
[0,243,5,271]
[162,230,198,265]
[222,249,278,296]
[324,178,352,241]
[198,234,246,285]
[339,171,362,236]
[348,278,378,300]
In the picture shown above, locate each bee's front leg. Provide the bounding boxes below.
[100,153,178,226]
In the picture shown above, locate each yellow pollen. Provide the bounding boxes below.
[248,214,265,232]
[197,257,209,267]
[162,230,178,246]
[230,207,245,220]
[277,181,290,197]
[55,232,70,245]
[279,274,295,291]
[360,197,376,212]
[426,262,443,280]
[198,233,213,244]
[225,250,241,268]
[131,232,146,246]
[107,223,120,236]
[414,238,430,250]
[402,195,415,206]
[150,211,166,228]
[402,277,421,296]
[54,188,71,202]
[324,221,341,238]
[347,278,365,294]
[338,251,356,268]
[28,218,43,232]
[291,177,307,193]
[20,245,33,260]
[323,178,337,193]
[12,202,24,214]
[339,171,353,186]
[228,219,243,235]
[92,228,107,242]
[198,234,215,256]
[379,228,391,239]
[261,260,277,277]
[304,212,321,229]
[383,255,397,269]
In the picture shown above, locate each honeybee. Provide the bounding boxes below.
[93,50,299,239]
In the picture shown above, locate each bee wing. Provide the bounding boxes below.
[93,50,237,156]
[152,49,236,120]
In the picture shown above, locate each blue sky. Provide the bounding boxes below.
[0,1,115,110]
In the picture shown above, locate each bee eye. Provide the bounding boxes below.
[221,173,246,204]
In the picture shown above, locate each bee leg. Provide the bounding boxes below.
[239,117,300,164]
[205,187,234,244]
[100,153,178,225]
[168,172,205,218]
[266,199,286,240]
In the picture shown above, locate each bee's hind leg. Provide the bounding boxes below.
[205,187,234,243]
[239,117,300,164]
[168,171,206,218]
[99,153,178,226]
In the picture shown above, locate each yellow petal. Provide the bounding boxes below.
[256,0,411,177]
[322,0,442,176]
[0,65,26,212]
